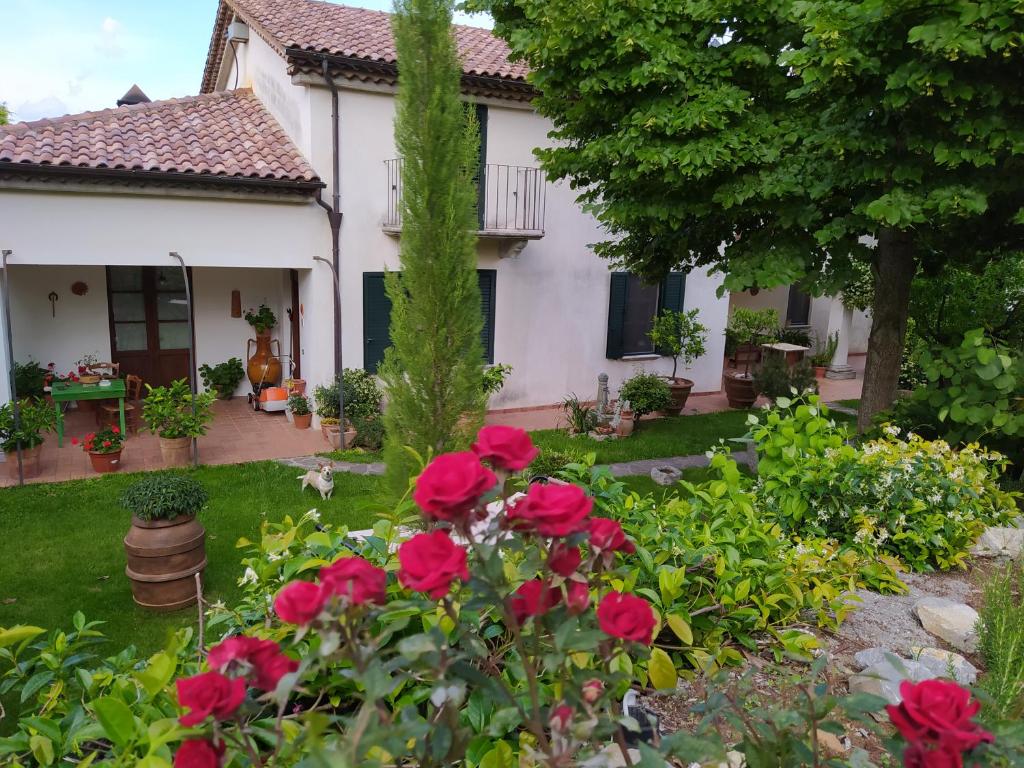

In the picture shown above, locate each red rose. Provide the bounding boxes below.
[176,671,246,726]
[549,704,573,732]
[398,531,469,599]
[320,556,387,605]
[902,743,962,768]
[581,679,604,704]
[588,518,635,554]
[565,580,590,615]
[207,636,297,692]
[507,483,592,537]
[548,543,581,577]
[273,580,325,625]
[472,425,539,471]
[174,739,225,768]
[597,592,656,645]
[412,452,497,522]
[509,579,560,624]
[887,680,992,754]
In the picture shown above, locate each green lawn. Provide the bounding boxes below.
[0,462,384,656]
[835,398,861,409]
[530,410,755,464]
[318,448,384,463]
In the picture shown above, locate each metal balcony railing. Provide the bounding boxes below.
[383,159,546,238]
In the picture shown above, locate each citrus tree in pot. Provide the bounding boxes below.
[0,399,55,479]
[648,308,708,415]
[142,379,216,466]
[724,307,779,408]
[120,473,208,610]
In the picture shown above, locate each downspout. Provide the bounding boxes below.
[169,251,199,468]
[1,249,23,486]
[314,57,345,426]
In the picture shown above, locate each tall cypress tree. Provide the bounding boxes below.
[381,0,484,487]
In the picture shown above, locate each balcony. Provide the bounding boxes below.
[382,160,546,256]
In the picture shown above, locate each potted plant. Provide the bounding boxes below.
[285,377,307,396]
[121,474,208,610]
[142,379,216,466]
[810,331,839,377]
[199,358,245,399]
[616,401,635,437]
[0,399,55,479]
[647,308,708,415]
[618,371,672,426]
[289,392,313,429]
[723,308,779,408]
[75,352,102,385]
[244,304,282,390]
[73,424,124,473]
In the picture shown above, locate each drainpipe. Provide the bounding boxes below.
[1,249,24,486]
[313,57,345,427]
[169,252,199,468]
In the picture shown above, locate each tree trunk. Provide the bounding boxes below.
[857,229,916,431]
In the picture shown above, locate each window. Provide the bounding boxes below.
[786,285,811,326]
[606,271,686,358]
[362,270,497,373]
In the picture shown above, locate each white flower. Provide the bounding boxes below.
[239,567,259,586]
[266,551,282,563]
[306,509,321,522]
[883,424,901,437]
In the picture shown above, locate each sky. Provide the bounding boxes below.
[0,0,491,124]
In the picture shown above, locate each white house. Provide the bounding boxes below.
[0,0,867,416]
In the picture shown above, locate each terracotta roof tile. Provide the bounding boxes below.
[205,0,528,92]
[0,89,320,185]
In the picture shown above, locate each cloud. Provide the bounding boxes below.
[102,17,121,34]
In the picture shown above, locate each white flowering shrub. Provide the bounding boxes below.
[750,396,1019,571]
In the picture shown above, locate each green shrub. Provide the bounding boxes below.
[777,326,812,347]
[142,379,216,439]
[525,447,588,479]
[482,363,513,396]
[288,392,311,416]
[198,357,245,398]
[562,393,598,434]
[315,369,383,423]
[978,564,1024,721]
[0,399,56,451]
[13,360,48,400]
[351,412,384,451]
[750,394,1018,571]
[619,372,671,420]
[753,356,818,402]
[120,474,208,521]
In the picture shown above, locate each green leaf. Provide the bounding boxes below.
[0,625,45,648]
[479,740,514,768]
[666,614,693,645]
[134,651,175,698]
[29,735,54,767]
[92,696,136,747]
[648,647,678,690]
[20,672,54,703]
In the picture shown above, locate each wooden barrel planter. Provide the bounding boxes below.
[124,514,207,611]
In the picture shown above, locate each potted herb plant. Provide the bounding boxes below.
[121,473,208,610]
[142,379,216,466]
[647,308,708,415]
[289,392,313,429]
[199,358,245,399]
[73,424,124,473]
[723,308,779,408]
[0,399,55,479]
[618,371,672,426]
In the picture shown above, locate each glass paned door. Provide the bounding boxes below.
[110,267,148,352]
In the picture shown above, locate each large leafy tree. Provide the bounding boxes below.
[0,103,9,125]
[470,0,1024,429]
[380,0,484,486]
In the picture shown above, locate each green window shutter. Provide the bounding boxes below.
[362,272,392,374]
[475,104,488,230]
[478,269,496,364]
[606,272,628,359]
[658,271,686,313]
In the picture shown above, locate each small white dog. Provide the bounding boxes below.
[298,464,334,500]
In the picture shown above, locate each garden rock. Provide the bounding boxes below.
[852,647,891,670]
[909,646,978,685]
[970,526,1023,559]
[650,466,683,486]
[816,729,851,756]
[913,597,979,653]
[848,658,933,705]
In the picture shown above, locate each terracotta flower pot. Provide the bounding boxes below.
[89,449,122,473]
[294,412,312,429]
[814,366,827,378]
[5,444,42,479]
[344,427,357,449]
[617,411,635,437]
[159,436,192,467]
[288,379,307,395]
[665,377,694,416]
[124,514,207,611]
[723,371,758,409]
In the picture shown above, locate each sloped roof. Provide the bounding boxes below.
[202,0,529,94]
[0,89,321,189]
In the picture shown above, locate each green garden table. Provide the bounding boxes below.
[50,379,127,447]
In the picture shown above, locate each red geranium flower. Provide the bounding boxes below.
[398,530,469,599]
[71,437,79,446]
[174,738,225,768]
[472,425,539,471]
[507,483,593,537]
[176,671,246,726]
[412,451,497,522]
[596,592,656,645]
[273,580,326,625]
[112,425,120,434]
[320,556,387,605]
[509,579,560,624]
[207,636,297,692]
[102,440,112,448]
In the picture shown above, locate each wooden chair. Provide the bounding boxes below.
[88,362,121,379]
[99,374,144,434]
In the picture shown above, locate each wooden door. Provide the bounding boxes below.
[107,266,193,389]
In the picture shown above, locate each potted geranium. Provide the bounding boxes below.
[0,399,55,479]
[73,425,124,473]
[647,308,708,415]
[121,474,208,610]
[289,392,313,429]
[723,307,779,408]
[142,379,216,466]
